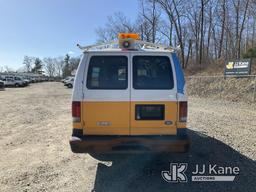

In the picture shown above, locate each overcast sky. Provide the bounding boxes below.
[0,0,138,70]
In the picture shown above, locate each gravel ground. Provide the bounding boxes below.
[0,82,255,192]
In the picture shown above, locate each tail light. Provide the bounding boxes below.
[72,101,81,122]
[179,101,187,122]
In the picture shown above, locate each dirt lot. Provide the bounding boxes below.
[0,82,256,192]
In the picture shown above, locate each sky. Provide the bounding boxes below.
[0,0,138,70]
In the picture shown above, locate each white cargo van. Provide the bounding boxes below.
[70,33,189,153]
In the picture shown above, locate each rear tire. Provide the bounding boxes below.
[67,84,73,88]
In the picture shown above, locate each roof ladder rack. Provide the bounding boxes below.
[136,40,175,51]
[77,41,118,51]
[77,40,176,52]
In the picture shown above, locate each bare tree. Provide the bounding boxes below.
[96,12,136,42]
[218,0,227,58]
[139,0,161,43]
[69,57,80,73]
[55,57,65,78]
[94,0,256,70]
[232,0,250,58]
[158,20,173,46]
[199,0,209,67]
[44,57,56,77]
[23,56,34,72]
[157,0,187,68]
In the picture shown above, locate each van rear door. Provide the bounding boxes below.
[82,54,130,135]
[130,54,177,135]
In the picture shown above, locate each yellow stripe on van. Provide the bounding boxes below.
[73,122,82,129]
[81,101,181,136]
[82,102,130,135]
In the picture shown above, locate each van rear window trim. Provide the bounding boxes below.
[132,56,174,90]
[86,56,128,90]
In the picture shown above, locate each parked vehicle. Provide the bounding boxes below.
[30,77,36,83]
[62,76,74,83]
[0,80,5,90]
[24,77,32,83]
[64,77,74,88]
[14,76,29,86]
[23,79,30,85]
[3,76,27,87]
[3,78,16,86]
[70,33,189,154]
[0,73,48,84]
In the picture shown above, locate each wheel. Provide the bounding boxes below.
[15,83,19,87]
[67,84,73,88]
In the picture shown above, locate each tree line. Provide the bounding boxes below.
[22,54,80,78]
[96,0,256,70]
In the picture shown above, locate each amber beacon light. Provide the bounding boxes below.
[118,33,140,49]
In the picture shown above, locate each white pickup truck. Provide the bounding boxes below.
[3,76,28,87]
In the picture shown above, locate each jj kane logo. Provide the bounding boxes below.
[162,163,239,183]
[162,163,188,183]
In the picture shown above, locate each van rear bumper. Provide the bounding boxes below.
[70,129,190,153]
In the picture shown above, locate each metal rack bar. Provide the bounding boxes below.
[77,40,176,52]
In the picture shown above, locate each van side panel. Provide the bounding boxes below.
[72,54,88,130]
[82,102,130,135]
[171,53,185,94]
[171,53,187,129]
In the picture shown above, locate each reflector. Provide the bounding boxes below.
[179,102,187,122]
[72,101,81,122]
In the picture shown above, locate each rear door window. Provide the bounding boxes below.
[87,56,128,89]
[133,56,174,89]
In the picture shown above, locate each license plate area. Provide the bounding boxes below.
[135,104,165,120]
